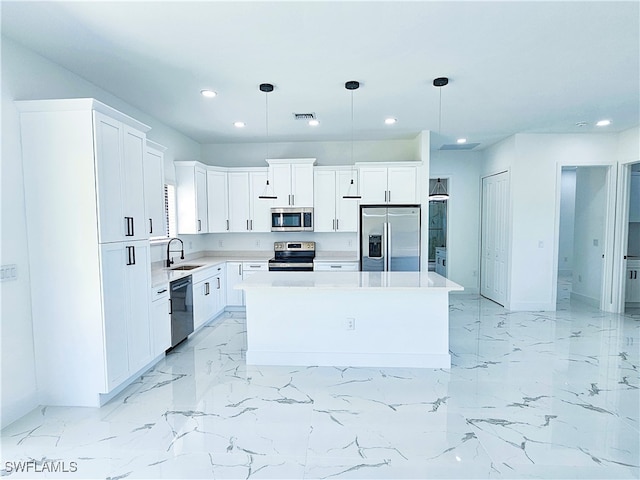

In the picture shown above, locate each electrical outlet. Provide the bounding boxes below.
[472,270,477,277]
[538,241,544,248]
[188,241,193,250]
[593,239,599,247]
[256,239,261,247]
[0,264,17,282]
[345,317,355,330]
[347,239,353,247]
[219,239,224,248]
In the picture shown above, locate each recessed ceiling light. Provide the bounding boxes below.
[308,119,320,127]
[596,119,611,127]
[456,138,467,144]
[233,121,245,128]
[384,118,397,125]
[201,89,217,98]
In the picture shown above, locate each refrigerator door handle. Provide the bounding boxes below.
[386,222,392,271]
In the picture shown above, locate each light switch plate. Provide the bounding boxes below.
[0,264,18,282]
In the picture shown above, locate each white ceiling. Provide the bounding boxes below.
[2,1,639,149]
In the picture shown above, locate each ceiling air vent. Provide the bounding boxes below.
[293,113,316,120]
[440,142,480,151]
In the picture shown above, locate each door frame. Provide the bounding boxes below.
[428,175,451,272]
[551,163,617,311]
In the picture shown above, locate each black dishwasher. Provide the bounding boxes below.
[169,276,194,348]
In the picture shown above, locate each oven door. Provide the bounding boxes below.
[268,261,314,271]
[271,208,313,232]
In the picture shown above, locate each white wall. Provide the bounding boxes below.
[558,168,576,274]
[431,150,482,293]
[0,37,201,428]
[572,167,608,305]
[201,139,420,167]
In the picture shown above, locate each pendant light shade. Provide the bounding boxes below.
[429,178,449,201]
[429,77,450,201]
[343,80,362,199]
[258,83,278,199]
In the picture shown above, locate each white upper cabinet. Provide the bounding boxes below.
[143,140,167,239]
[314,167,359,232]
[267,158,315,207]
[207,168,229,233]
[358,163,420,205]
[227,168,273,232]
[175,161,208,234]
[94,111,148,242]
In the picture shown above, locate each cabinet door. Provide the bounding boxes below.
[228,172,250,232]
[195,167,208,233]
[314,170,337,232]
[150,292,170,357]
[387,167,417,204]
[125,241,152,372]
[291,163,314,206]
[122,126,148,240]
[226,262,244,306]
[271,163,292,207]
[207,169,229,232]
[213,268,225,316]
[250,171,274,232]
[336,170,359,232]
[144,145,166,238]
[193,278,215,330]
[100,243,129,390]
[94,111,124,243]
[626,268,640,302]
[359,167,388,204]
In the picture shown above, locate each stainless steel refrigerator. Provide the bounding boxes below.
[360,205,421,271]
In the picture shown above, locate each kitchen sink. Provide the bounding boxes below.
[170,265,202,271]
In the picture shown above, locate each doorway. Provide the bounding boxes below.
[428,178,448,276]
[556,166,609,308]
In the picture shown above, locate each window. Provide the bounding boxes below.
[164,183,177,238]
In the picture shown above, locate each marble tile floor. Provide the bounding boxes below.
[2,293,638,480]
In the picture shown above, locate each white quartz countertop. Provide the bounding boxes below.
[236,271,464,291]
[151,253,273,287]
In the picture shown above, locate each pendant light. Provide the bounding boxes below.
[429,77,450,201]
[342,80,362,199]
[258,83,278,200]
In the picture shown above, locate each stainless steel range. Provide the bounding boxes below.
[268,241,315,271]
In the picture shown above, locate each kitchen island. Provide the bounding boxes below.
[237,271,463,369]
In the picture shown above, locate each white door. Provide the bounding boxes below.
[143,146,166,238]
[125,241,152,372]
[228,171,250,232]
[94,111,124,244]
[122,126,147,240]
[336,170,359,232]
[314,169,337,232]
[195,167,208,233]
[359,167,388,204]
[250,171,274,232]
[207,169,229,232]
[387,167,418,204]
[291,163,314,206]
[481,172,509,305]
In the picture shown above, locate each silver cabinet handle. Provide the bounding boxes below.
[250,219,253,230]
[205,282,210,295]
[330,265,342,269]
[168,298,172,315]
[217,277,221,289]
[149,218,153,234]
[336,219,339,230]
[388,190,391,202]
[226,219,229,231]
[239,264,242,275]
[198,219,202,232]
[246,219,249,231]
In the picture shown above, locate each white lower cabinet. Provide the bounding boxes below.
[314,261,359,271]
[626,263,640,303]
[226,261,268,306]
[150,284,171,356]
[100,241,152,392]
[193,264,226,329]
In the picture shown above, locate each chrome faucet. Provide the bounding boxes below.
[166,237,185,267]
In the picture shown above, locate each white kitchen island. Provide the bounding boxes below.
[237,271,463,369]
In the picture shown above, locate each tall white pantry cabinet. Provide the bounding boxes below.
[17,99,154,407]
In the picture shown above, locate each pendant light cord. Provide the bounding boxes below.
[265,91,269,159]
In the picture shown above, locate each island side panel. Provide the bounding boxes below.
[244,288,451,368]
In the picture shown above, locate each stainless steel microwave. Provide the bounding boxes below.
[271,207,313,232]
